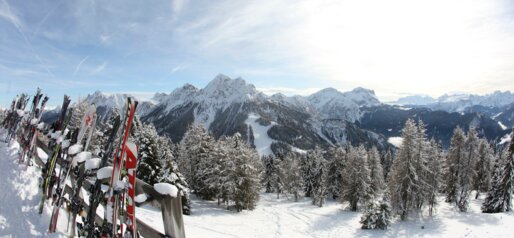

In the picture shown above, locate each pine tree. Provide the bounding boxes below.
[360,191,392,230]
[427,139,443,216]
[368,146,385,198]
[341,145,371,211]
[312,153,328,207]
[273,154,286,199]
[473,139,494,199]
[482,130,514,213]
[456,127,479,212]
[135,124,162,185]
[261,155,275,193]
[444,126,466,203]
[158,136,192,215]
[282,152,304,202]
[177,124,216,199]
[388,119,420,220]
[327,147,346,199]
[382,150,394,180]
[229,133,262,212]
[301,150,317,198]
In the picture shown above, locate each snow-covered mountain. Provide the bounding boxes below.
[39,74,510,154]
[141,74,391,155]
[390,94,436,106]
[394,91,514,112]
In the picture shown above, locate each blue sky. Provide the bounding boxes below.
[1,0,513,107]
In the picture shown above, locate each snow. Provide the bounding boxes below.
[135,193,148,203]
[154,183,178,197]
[36,147,48,162]
[16,109,24,116]
[291,146,307,154]
[61,139,70,149]
[492,112,503,120]
[50,131,61,139]
[1,129,514,237]
[499,133,512,145]
[388,137,403,147]
[138,192,514,238]
[97,166,113,180]
[37,122,45,130]
[498,121,508,130]
[73,151,92,164]
[245,113,276,156]
[30,118,39,125]
[85,157,101,171]
[0,131,69,237]
[68,144,83,155]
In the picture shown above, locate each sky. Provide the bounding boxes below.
[0,0,513,107]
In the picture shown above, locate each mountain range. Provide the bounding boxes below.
[42,74,513,155]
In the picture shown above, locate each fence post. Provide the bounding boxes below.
[160,194,186,238]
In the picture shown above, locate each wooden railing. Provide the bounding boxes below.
[35,139,186,238]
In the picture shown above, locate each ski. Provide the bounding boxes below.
[106,97,137,237]
[18,89,45,164]
[80,114,121,238]
[25,95,50,167]
[48,104,96,234]
[38,105,73,214]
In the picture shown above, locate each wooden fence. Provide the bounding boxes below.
[35,139,186,238]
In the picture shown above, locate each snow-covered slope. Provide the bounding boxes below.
[136,192,514,238]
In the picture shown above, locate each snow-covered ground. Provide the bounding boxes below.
[0,135,68,237]
[141,192,513,238]
[2,130,514,238]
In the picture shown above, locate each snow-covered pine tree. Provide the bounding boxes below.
[341,145,371,211]
[360,190,392,230]
[388,118,420,220]
[427,139,443,216]
[482,130,514,213]
[382,150,394,180]
[444,126,466,203]
[312,152,328,207]
[368,146,385,198]
[282,152,304,202]
[273,154,286,199]
[212,135,238,207]
[473,139,494,199]
[158,136,192,215]
[456,127,479,212]
[177,124,216,199]
[261,155,275,193]
[135,123,162,185]
[301,150,317,198]
[229,133,262,212]
[414,120,432,209]
[327,147,346,199]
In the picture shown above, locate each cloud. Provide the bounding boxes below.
[0,0,21,27]
[170,64,183,74]
[73,55,88,77]
[90,62,107,75]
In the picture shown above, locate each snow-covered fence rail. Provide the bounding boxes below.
[35,139,186,238]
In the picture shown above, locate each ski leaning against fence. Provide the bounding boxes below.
[104,97,139,238]
[48,104,98,234]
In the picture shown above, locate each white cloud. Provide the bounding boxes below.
[73,55,88,77]
[90,62,107,75]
